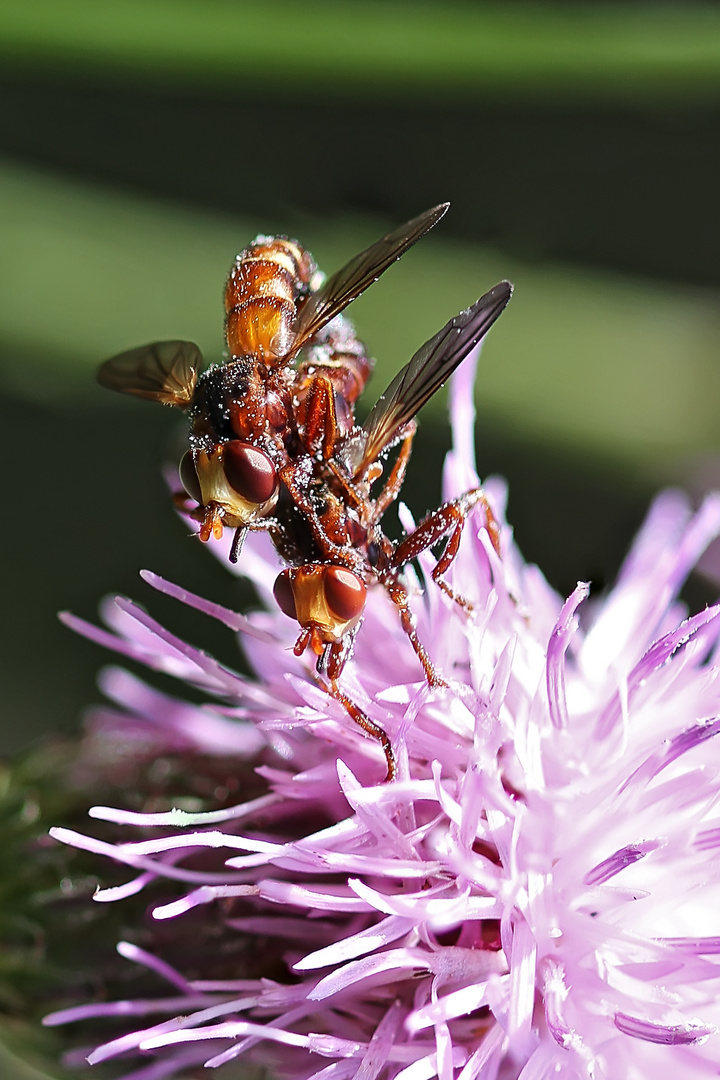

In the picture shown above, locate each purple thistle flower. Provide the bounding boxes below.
[47,347,720,1079]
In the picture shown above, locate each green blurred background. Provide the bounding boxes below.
[2,1,720,1075]
[3,0,720,753]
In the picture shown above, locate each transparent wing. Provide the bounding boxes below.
[352,281,512,477]
[289,203,449,355]
[97,340,203,406]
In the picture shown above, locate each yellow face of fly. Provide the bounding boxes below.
[194,446,279,528]
[275,565,367,648]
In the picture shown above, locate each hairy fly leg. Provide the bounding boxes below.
[315,634,395,781]
[391,487,500,610]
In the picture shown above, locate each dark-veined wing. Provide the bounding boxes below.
[97,340,204,406]
[351,281,512,478]
[289,203,449,356]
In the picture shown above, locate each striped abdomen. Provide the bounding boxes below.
[224,237,315,362]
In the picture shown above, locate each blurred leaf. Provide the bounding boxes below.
[0,1039,59,1080]
[0,162,242,383]
[1,159,719,472]
[1,1,720,104]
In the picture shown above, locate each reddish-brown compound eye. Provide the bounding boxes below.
[223,441,277,503]
[273,571,297,620]
[324,567,366,621]
[179,450,202,504]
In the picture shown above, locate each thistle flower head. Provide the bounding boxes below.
[47,351,720,1079]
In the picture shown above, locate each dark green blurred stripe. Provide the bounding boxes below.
[2,1,720,103]
[2,158,720,468]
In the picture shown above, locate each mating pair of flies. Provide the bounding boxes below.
[99,204,512,779]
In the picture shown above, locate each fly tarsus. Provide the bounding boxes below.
[380,575,448,689]
[326,679,396,782]
[391,486,500,612]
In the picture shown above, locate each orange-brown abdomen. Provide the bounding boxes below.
[224,237,314,363]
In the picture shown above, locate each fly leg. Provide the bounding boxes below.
[323,425,416,526]
[391,487,500,611]
[326,681,396,782]
[298,375,338,460]
[279,462,348,562]
[372,424,416,520]
[319,635,396,781]
[380,575,447,690]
